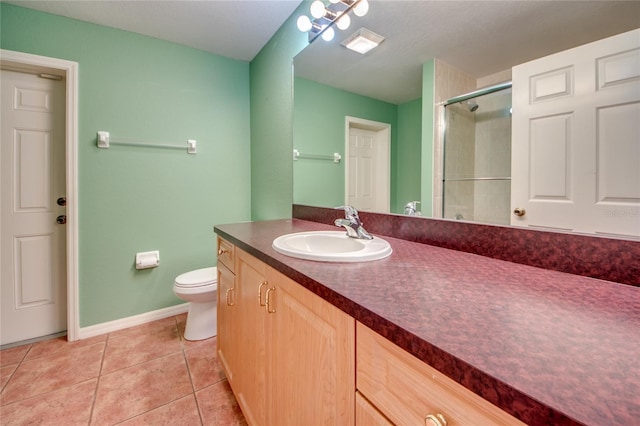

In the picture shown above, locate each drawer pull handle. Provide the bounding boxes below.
[265,287,277,313]
[258,281,268,306]
[225,287,235,306]
[217,248,228,256]
[425,413,447,426]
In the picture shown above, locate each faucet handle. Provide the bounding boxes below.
[404,201,421,216]
[335,205,360,220]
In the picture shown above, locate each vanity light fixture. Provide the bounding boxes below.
[341,27,384,54]
[297,0,369,42]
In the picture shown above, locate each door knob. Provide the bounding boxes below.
[56,215,67,224]
[57,197,66,206]
[513,207,526,217]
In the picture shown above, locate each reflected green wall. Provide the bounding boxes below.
[293,77,398,209]
[293,78,422,213]
[396,98,423,213]
[1,4,251,327]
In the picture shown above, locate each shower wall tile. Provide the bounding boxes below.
[477,69,512,88]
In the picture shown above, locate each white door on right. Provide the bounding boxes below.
[511,29,640,238]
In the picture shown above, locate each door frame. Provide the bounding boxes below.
[344,116,391,213]
[1,49,79,342]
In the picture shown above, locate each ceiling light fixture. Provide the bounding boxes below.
[341,27,384,54]
[296,0,369,43]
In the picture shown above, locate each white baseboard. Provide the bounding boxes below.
[77,303,189,340]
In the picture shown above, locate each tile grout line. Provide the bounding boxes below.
[0,343,33,399]
[177,316,206,425]
[87,333,109,425]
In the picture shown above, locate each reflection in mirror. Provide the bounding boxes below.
[443,84,512,225]
[293,1,640,239]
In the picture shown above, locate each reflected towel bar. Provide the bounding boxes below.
[293,149,341,163]
[444,177,511,182]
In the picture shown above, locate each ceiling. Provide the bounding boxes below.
[5,1,640,104]
[295,1,640,104]
[3,0,304,62]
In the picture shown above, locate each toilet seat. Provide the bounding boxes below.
[174,267,217,288]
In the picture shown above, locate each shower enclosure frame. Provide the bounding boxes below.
[444,81,512,107]
[441,81,513,223]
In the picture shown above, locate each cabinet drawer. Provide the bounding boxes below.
[217,236,235,273]
[356,322,525,426]
[356,391,393,426]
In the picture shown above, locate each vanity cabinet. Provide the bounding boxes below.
[216,238,355,425]
[217,235,524,426]
[356,322,525,426]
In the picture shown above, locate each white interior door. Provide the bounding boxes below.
[511,29,640,238]
[346,119,390,213]
[1,69,67,345]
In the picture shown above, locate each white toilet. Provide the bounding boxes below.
[173,267,217,341]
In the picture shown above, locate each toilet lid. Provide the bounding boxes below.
[175,267,217,288]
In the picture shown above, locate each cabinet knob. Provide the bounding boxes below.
[217,248,228,256]
[425,413,447,426]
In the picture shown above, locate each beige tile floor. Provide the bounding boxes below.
[0,314,246,425]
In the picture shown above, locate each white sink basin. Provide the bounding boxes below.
[272,231,392,262]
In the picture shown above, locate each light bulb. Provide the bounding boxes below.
[336,13,351,30]
[297,15,312,32]
[353,0,369,17]
[310,0,326,19]
[322,26,335,41]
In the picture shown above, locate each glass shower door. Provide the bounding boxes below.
[443,86,512,225]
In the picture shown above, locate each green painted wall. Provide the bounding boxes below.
[249,2,309,221]
[1,1,434,329]
[396,98,423,213]
[1,4,252,327]
[293,77,422,214]
[293,77,398,209]
[421,60,436,217]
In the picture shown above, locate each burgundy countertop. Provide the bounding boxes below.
[214,219,640,426]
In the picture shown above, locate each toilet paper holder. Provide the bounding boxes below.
[136,250,160,269]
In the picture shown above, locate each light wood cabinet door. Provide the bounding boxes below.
[357,322,525,426]
[234,248,269,426]
[216,262,238,387]
[268,268,355,426]
[218,244,356,425]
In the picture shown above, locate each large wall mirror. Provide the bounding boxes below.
[293,1,640,239]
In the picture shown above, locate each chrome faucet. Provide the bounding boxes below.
[403,201,421,216]
[334,206,373,240]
